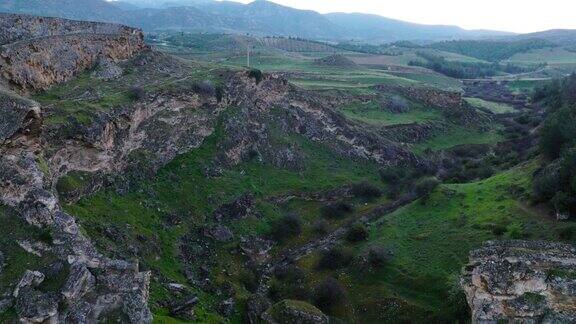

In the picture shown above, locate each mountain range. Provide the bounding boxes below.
[0,0,514,43]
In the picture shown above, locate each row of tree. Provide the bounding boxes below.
[533,73,576,217]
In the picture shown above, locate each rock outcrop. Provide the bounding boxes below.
[0,12,421,323]
[0,13,147,92]
[0,14,152,323]
[461,240,576,323]
[262,300,329,324]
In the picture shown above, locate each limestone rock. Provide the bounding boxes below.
[61,263,95,302]
[205,225,234,242]
[461,240,576,322]
[262,300,329,324]
[247,294,272,324]
[92,58,124,80]
[169,295,199,321]
[15,288,60,323]
[13,270,45,298]
[214,194,256,222]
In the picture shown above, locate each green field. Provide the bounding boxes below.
[412,124,504,153]
[293,161,567,322]
[339,101,443,126]
[465,97,517,114]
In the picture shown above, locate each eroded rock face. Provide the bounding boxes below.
[0,13,147,92]
[461,240,576,323]
[262,300,329,324]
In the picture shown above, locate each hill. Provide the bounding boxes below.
[0,0,509,43]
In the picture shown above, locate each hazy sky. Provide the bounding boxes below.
[231,0,576,33]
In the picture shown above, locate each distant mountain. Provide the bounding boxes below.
[512,29,576,47]
[326,12,513,43]
[0,0,126,22]
[0,0,514,43]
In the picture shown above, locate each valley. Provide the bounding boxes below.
[0,2,576,324]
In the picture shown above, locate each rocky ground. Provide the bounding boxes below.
[461,240,576,322]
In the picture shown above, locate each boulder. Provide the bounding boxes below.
[218,298,236,317]
[61,263,95,301]
[15,288,59,323]
[246,294,272,324]
[461,240,576,322]
[214,194,255,222]
[169,295,199,321]
[0,297,13,314]
[205,225,234,242]
[262,300,329,324]
[92,58,124,80]
[13,270,45,298]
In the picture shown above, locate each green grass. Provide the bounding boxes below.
[65,110,381,320]
[506,47,576,65]
[0,206,67,322]
[465,97,517,114]
[339,101,442,126]
[293,161,569,322]
[412,124,504,153]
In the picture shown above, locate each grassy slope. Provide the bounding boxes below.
[0,206,61,322]
[412,125,504,153]
[64,113,381,322]
[297,161,569,322]
[465,97,517,114]
[339,101,443,126]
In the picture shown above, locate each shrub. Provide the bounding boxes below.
[387,95,410,113]
[558,226,576,241]
[313,278,347,312]
[321,202,354,219]
[353,245,388,273]
[239,269,258,293]
[128,86,146,101]
[415,177,440,196]
[312,219,329,236]
[492,224,507,237]
[248,69,264,84]
[271,214,302,242]
[317,246,353,270]
[351,182,382,200]
[379,166,407,183]
[506,223,524,239]
[346,223,369,243]
[192,80,216,96]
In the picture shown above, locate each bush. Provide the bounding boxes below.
[379,166,407,183]
[353,245,388,273]
[387,95,410,113]
[239,269,258,293]
[248,69,264,84]
[492,224,507,237]
[312,219,329,236]
[351,182,382,200]
[558,226,576,241]
[314,278,347,311]
[317,246,353,270]
[321,202,354,219]
[271,214,302,242]
[128,86,146,101]
[346,223,369,243]
[506,223,524,239]
[192,80,216,96]
[415,177,440,196]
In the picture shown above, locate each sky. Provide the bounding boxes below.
[230,0,576,33]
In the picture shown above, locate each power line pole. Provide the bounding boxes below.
[247,46,251,69]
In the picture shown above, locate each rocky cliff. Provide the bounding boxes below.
[0,13,419,322]
[461,240,576,323]
[0,14,152,323]
[0,13,147,92]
